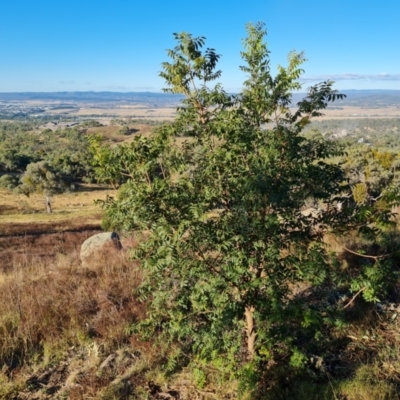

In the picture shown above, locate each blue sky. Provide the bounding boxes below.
[0,0,399,92]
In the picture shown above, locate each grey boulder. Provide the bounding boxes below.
[80,232,122,265]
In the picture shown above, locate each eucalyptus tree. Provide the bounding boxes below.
[99,23,397,390]
[18,161,67,213]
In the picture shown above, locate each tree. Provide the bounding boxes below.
[87,135,137,189]
[0,139,38,173]
[0,174,18,190]
[101,23,396,390]
[18,161,67,213]
[340,146,400,205]
[118,125,131,135]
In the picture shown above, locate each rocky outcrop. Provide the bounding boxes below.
[80,232,122,266]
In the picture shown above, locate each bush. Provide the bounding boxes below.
[118,126,131,135]
[0,174,18,190]
[80,120,104,128]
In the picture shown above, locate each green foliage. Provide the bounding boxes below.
[0,129,40,172]
[80,119,103,128]
[18,161,68,197]
[0,122,94,184]
[290,349,308,369]
[338,364,399,400]
[192,367,207,389]
[118,125,131,135]
[303,117,400,149]
[352,182,368,204]
[0,174,18,190]
[343,146,399,201]
[87,133,166,189]
[99,22,398,393]
[342,229,400,303]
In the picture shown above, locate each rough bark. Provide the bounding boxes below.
[245,306,256,359]
[45,196,52,214]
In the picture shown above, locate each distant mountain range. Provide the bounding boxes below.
[0,91,184,105]
[292,90,400,107]
[331,90,400,107]
[1,90,400,107]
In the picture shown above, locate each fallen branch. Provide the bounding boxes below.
[343,287,365,309]
[343,246,399,260]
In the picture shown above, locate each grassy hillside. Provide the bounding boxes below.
[1,189,400,398]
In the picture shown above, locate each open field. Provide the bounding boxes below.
[85,123,154,142]
[4,94,400,123]
[40,105,177,119]
[0,185,114,229]
[72,106,176,119]
[0,186,116,270]
[291,106,400,120]
[37,104,400,121]
[76,105,400,121]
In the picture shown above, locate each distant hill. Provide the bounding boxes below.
[335,90,400,107]
[292,89,400,108]
[0,91,184,105]
[1,90,400,108]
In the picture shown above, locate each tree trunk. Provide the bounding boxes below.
[245,306,256,359]
[45,196,52,214]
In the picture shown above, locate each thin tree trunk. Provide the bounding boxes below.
[245,306,256,359]
[45,196,52,213]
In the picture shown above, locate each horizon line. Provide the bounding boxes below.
[1,88,400,94]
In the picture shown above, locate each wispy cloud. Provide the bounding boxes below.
[300,73,400,82]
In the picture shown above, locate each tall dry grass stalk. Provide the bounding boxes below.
[0,243,144,371]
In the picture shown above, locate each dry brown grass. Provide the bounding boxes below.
[86,123,154,142]
[0,202,159,398]
[0,227,102,272]
[0,239,154,399]
[73,106,176,119]
[0,185,115,229]
[0,240,144,367]
[289,106,400,120]
[0,185,118,270]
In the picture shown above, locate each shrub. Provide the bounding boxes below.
[0,174,18,190]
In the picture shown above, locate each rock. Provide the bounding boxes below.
[80,232,122,266]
